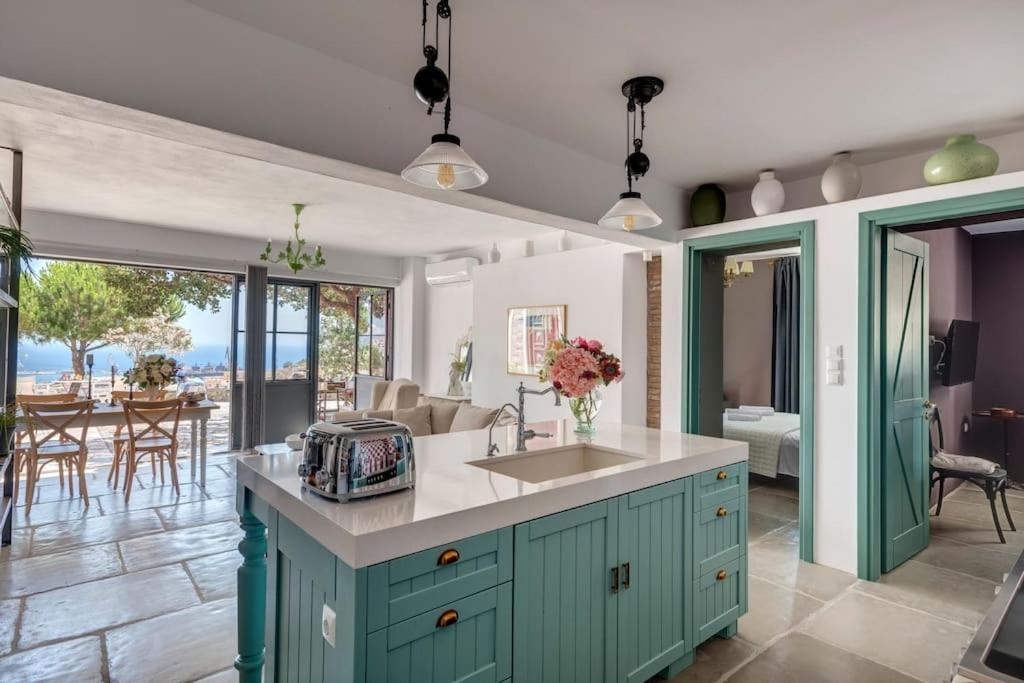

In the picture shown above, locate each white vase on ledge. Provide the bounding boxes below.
[820,151,862,203]
[750,170,785,216]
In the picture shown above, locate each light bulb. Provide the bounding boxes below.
[623,214,636,231]
[436,163,456,189]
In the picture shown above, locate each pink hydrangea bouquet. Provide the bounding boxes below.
[539,336,623,433]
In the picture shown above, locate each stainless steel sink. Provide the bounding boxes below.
[468,445,642,483]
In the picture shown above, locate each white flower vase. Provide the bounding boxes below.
[750,170,785,216]
[820,152,862,203]
[447,367,464,397]
[487,243,501,264]
[144,385,160,401]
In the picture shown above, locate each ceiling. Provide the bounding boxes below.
[188,0,1024,187]
[0,100,561,257]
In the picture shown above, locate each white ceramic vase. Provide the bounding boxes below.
[820,152,862,203]
[487,243,501,264]
[750,170,785,216]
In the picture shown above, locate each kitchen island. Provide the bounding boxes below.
[235,419,748,683]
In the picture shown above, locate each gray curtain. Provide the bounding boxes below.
[771,257,800,413]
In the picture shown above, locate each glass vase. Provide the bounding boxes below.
[569,388,603,435]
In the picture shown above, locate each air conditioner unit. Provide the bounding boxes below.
[425,257,479,286]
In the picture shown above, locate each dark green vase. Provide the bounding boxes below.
[690,183,726,226]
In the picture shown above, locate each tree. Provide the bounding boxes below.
[111,315,195,363]
[19,260,228,377]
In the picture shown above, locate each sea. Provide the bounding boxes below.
[17,342,233,382]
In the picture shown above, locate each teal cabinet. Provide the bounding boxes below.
[693,555,747,643]
[512,500,619,683]
[694,495,747,578]
[366,583,512,683]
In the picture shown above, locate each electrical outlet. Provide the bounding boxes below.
[322,604,336,647]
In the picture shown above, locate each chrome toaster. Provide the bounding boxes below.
[297,418,415,502]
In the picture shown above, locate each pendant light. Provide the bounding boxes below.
[599,77,664,231]
[403,0,488,191]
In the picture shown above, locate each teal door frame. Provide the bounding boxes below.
[857,186,1024,580]
[682,220,816,563]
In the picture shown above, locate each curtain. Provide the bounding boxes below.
[771,257,801,413]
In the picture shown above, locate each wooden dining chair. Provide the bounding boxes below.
[20,399,94,514]
[108,390,166,490]
[13,393,77,504]
[121,398,184,502]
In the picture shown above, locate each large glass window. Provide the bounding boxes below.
[266,283,311,380]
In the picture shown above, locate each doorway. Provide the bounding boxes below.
[857,187,1024,580]
[683,221,816,562]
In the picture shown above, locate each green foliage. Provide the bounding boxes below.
[0,226,33,271]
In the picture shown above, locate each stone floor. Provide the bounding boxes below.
[0,464,1019,682]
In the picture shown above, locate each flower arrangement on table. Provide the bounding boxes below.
[539,336,623,434]
[123,354,182,400]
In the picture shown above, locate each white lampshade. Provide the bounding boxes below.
[724,256,740,276]
[402,133,488,190]
[598,192,662,231]
[740,260,754,275]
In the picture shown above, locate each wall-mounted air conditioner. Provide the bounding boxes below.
[425,257,479,286]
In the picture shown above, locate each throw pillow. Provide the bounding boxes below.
[449,403,500,432]
[392,404,433,437]
[418,397,460,434]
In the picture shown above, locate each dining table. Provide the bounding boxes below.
[17,399,219,487]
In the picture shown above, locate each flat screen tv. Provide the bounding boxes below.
[941,319,980,386]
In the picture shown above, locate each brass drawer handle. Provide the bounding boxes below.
[716,471,728,480]
[716,506,728,517]
[716,569,728,581]
[621,562,631,589]
[436,609,459,628]
[610,566,619,593]
[437,548,460,566]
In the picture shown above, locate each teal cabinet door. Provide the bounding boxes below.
[616,479,693,683]
[366,583,512,683]
[513,500,619,683]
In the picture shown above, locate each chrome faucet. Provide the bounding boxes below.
[487,382,562,455]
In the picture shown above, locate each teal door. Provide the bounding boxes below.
[616,479,693,683]
[513,500,619,683]
[881,230,930,572]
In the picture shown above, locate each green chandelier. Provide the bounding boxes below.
[260,203,325,274]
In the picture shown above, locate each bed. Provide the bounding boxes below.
[722,411,800,478]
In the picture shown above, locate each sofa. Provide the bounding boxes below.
[335,395,513,437]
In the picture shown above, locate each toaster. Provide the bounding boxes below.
[298,418,415,502]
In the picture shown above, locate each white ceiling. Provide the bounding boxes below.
[189,0,1024,187]
[964,217,1024,236]
[0,100,562,257]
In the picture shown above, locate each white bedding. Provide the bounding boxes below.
[721,411,800,478]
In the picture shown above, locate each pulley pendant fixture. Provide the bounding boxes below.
[599,76,664,231]
[402,0,488,191]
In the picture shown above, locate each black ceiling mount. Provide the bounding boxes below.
[621,76,664,106]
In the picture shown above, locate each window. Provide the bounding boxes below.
[356,289,391,378]
[267,283,311,381]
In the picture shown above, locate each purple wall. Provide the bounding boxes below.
[971,230,1024,480]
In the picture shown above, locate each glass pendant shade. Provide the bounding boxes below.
[598,191,662,231]
[402,133,488,190]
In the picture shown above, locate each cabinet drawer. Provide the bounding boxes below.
[694,462,746,511]
[367,528,512,630]
[366,583,512,683]
[694,496,747,577]
[694,555,747,644]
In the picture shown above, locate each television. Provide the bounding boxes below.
[941,319,980,387]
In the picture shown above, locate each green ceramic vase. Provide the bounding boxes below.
[690,183,726,226]
[923,134,999,185]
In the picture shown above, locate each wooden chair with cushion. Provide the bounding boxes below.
[108,390,166,490]
[121,398,183,502]
[13,393,77,503]
[930,406,1016,543]
[20,399,94,514]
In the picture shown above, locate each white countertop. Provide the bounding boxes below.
[238,419,747,568]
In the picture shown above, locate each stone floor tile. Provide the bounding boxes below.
[186,550,238,601]
[855,559,998,628]
[197,477,237,499]
[29,509,163,557]
[737,576,823,645]
[930,512,1024,549]
[747,511,791,542]
[0,543,122,599]
[0,599,18,655]
[748,489,799,521]
[195,668,237,683]
[913,536,1019,583]
[19,564,200,647]
[14,497,104,528]
[798,591,971,683]
[119,520,241,572]
[94,480,210,514]
[155,496,237,531]
[0,530,33,563]
[748,532,857,601]
[667,634,753,682]
[0,636,104,682]
[106,598,236,683]
[727,632,917,683]
[748,475,799,500]
[15,481,93,506]
[951,483,1024,505]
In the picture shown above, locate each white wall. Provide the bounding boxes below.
[423,281,474,395]
[471,244,646,425]
[663,168,1024,575]
[393,257,427,387]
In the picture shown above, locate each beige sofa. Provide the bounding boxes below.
[335,395,513,437]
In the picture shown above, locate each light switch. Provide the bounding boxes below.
[322,604,336,647]
[826,370,842,386]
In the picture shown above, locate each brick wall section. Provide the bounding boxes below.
[646,256,662,428]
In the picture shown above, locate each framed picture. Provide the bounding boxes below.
[507,305,566,376]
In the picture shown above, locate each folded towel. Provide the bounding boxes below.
[931,452,998,475]
[739,405,775,416]
[727,412,762,422]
